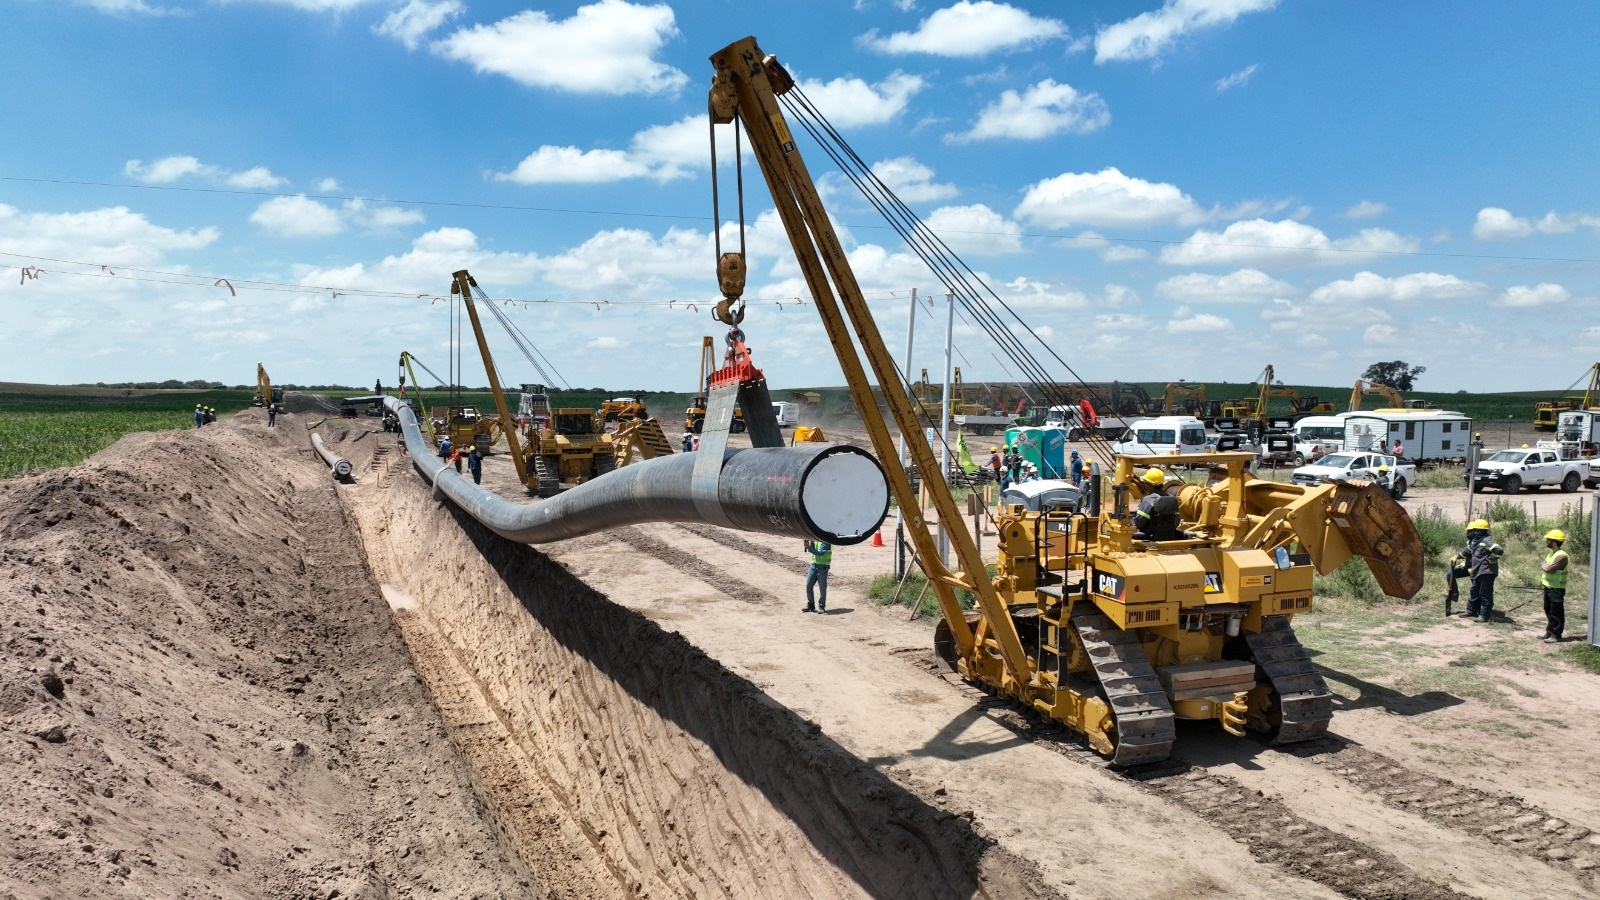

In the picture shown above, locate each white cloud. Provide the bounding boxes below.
[860,1,1067,57]
[1495,283,1571,308]
[295,227,542,292]
[495,147,656,184]
[796,71,925,127]
[1159,219,1418,267]
[1308,271,1485,304]
[0,203,218,264]
[1473,206,1600,240]
[1155,268,1290,303]
[1098,243,1149,263]
[1214,64,1257,92]
[1167,308,1234,333]
[1472,207,1532,240]
[431,0,688,96]
[1015,167,1206,229]
[1096,0,1280,64]
[342,199,427,230]
[948,79,1108,143]
[375,0,463,50]
[315,178,341,192]
[1364,323,1401,345]
[870,156,957,203]
[72,0,174,14]
[588,335,622,349]
[494,112,756,184]
[125,155,286,189]
[251,196,344,237]
[923,204,1022,255]
[1344,200,1387,220]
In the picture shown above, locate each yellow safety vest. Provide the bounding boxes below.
[1542,549,1569,590]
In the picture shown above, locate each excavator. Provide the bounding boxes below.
[1220,366,1335,427]
[1349,379,1404,411]
[252,363,283,408]
[708,35,1423,764]
[1162,383,1219,420]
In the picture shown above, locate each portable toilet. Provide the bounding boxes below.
[1005,426,1067,478]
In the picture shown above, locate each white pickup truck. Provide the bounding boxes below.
[1470,448,1588,494]
[1290,452,1417,498]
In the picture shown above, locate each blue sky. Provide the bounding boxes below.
[3,0,1598,394]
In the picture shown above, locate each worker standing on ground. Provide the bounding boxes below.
[1459,519,1505,623]
[1069,449,1083,486]
[1132,468,1183,541]
[204,406,216,426]
[1540,529,1570,643]
[1003,444,1021,482]
[802,540,832,613]
[466,446,483,485]
[682,431,693,453]
[988,446,1001,478]
[194,404,204,428]
[437,436,452,463]
[1375,464,1392,497]
[267,403,278,427]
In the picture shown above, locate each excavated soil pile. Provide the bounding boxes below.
[0,413,533,899]
[356,465,1059,900]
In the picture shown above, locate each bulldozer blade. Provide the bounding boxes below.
[1327,480,1424,600]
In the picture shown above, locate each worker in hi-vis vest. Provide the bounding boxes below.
[802,540,832,614]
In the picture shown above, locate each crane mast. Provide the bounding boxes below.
[709,37,1034,692]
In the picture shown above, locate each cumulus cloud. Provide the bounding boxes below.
[1159,219,1418,267]
[860,1,1067,57]
[1495,283,1571,308]
[1473,206,1600,240]
[1156,268,1290,303]
[0,203,219,264]
[296,227,542,293]
[923,204,1022,255]
[795,71,925,127]
[71,0,177,14]
[1166,306,1234,333]
[1363,323,1401,345]
[1344,200,1387,220]
[375,0,463,50]
[870,156,957,203]
[125,155,287,189]
[1015,167,1206,229]
[948,80,1108,143]
[1214,64,1257,92]
[1096,0,1279,64]
[249,196,424,237]
[1308,271,1485,304]
[431,0,688,96]
[494,113,757,184]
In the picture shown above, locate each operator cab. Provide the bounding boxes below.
[553,411,596,436]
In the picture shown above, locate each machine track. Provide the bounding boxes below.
[531,454,559,497]
[1069,607,1176,766]
[1244,615,1332,744]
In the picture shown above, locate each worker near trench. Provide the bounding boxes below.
[267,404,278,428]
[466,446,483,485]
[1541,529,1570,643]
[802,540,832,614]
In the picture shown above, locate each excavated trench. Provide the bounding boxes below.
[346,464,1054,900]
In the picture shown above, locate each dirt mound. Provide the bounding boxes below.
[0,419,531,899]
[352,468,1059,899]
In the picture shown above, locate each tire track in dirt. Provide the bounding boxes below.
[1286,737,1600,877]
[671,524,811,576]
[613,526,777,603]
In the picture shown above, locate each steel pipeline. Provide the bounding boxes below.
[310,433,355,479]
[383,396,888,545]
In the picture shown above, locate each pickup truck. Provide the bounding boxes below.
[1590,458,1600,489]
[1291,452,1417,498]
[1469,448,1588,494]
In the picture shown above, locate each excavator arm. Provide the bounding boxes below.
[709,37,1035,692]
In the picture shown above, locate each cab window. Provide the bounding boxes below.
[1180,427,1205,446]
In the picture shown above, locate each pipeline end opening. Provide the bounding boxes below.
[800,446,889,545]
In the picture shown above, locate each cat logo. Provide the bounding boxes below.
[1203,572,1223,594]
[772,114,796,154]
[1093,570,1125,600]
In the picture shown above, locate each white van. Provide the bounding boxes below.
[1111,416,1208,457]
[770,401,799,428]
[1290,414,1350,462]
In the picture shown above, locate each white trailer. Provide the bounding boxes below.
[1553,410,1600,457]
[1342,410,1472,463]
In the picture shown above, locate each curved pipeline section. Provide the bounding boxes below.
[310,433,354,480]
[383,396,888,546]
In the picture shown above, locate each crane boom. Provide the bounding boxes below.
[398,352,438,444]
[710,37,1033,691]
[452,270,530,486]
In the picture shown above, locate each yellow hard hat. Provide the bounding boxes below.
[1467,518,1489,530]
[1521,443,1529,449]
[1546,529,1566,543]
[990,446,998,452]
[1378,465,1389,472]
[1143,467,1167,485]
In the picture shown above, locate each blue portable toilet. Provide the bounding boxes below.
[1005,426,1066,479]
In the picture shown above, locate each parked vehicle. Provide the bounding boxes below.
[1043,405,1093,440]
[954,411,1017,436]
[1291,452,1416,498]
[1469,448,1588,494]
[1552,410,1600,458]
[1110,416,1208,457]
[770,401,799,427]
[1590,457,1600,490]
[1343,410,1472,463]
[1282,414,1350,463]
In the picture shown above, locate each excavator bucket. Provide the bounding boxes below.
[1325,480,1424,599]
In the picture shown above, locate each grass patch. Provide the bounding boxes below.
[0,388,258,479]
[1417,466,1469,490]
[1560,642,1600,674]
[866,566,995,619]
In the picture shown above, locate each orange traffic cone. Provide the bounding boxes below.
[871,530,884,547]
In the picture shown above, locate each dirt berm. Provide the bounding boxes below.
[0,408,1056,898]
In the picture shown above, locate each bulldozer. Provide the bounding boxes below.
[706,35,1424,764]
[599,396,649,427]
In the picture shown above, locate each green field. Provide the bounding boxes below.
[0,388,257,479]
